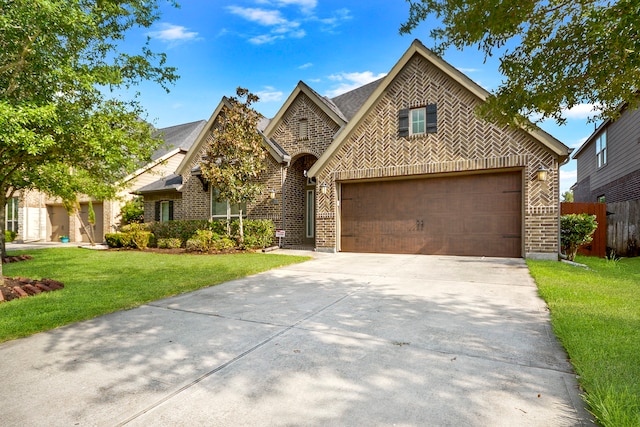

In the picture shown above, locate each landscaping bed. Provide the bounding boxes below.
[1,255,64,302]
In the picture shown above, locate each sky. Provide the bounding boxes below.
[120,0,601,194]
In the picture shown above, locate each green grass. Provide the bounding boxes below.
[0,248,310,343]
[527,255,640,427]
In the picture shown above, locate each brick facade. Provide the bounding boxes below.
[150,42,567,259]
[314,54,560,257]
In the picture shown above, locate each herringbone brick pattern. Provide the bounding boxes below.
[318,54,561,255]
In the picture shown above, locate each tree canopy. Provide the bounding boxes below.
[400,0,640,126]
[200,88,267,242]
[0,0,178,267]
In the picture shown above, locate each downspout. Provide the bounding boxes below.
[281,164,286,247]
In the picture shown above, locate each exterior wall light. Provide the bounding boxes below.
[320,182,329,195]
[536,166,549,182]
[269,189,276,199]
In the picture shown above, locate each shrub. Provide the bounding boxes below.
[148,220,210,245]
[4,230,17,243]
[105,233,132,248]
[561,213,598,261]
[185,229,217,252]
[130,230,152,250]
[239,219,275,249]
[120,196,145,225]
[212,237,236,251]
[157,238,182,249]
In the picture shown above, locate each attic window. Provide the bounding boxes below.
[298,119,308,140]
[398,104,437,137]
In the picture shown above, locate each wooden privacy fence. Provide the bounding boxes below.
[606,200,640,257]
[561,202,607,258]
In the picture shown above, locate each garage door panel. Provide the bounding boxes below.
[340,171,522,257]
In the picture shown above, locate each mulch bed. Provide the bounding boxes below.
[1,255,64,303]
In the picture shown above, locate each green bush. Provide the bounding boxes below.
[561,213,598,261]
[105,232,132,248]
[130,230,152,250]
[185,229,217,252]
[212,237,236,251]
[4,230,17,243]
[238,219,275,249]
[105,230,151,249]
[120,196,145,225]
[157,238,182,249]
[148,220,210,245]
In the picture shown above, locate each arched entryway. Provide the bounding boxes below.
[284,154,317,248]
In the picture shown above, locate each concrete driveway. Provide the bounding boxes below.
[1,253,593,426]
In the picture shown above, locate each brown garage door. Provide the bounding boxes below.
[340,171,522,257]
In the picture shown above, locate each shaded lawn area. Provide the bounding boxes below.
[527,256,640,427]
[0,248,310,343]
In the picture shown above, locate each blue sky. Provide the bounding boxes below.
[122,0,601,194]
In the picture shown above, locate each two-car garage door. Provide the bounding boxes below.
[340,170,522,258]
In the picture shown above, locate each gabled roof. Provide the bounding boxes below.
[151,120,207,161]
[135,174,183,194]
[177,97,291,177]
[331,78,384,121]
[308,39,571,177]
[122,120,205,184]
[263,81,348,137]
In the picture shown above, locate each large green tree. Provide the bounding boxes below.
[200,88,267,244]
[0,0,178,279]
[401,0,640,126]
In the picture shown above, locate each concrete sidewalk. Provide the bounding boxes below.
[0,253,594,426]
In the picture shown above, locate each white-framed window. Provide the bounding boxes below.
[596,130,607,168]
[411,108,425,134]
[160,201,171,222]
[211,189,247,220]
[5,197,19,232]
[399,104,437,137]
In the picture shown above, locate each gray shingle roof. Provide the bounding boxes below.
[136,174,183,194]
[330,78,385,121]
[151,120,207,161]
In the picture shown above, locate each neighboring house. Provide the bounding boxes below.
[139,39,571,259]
[572,104,640,203]
[5,120,206,243]
[572,104,640,256]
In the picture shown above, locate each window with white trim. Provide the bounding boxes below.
[398,104,437,137]
[160,201,171,222]
[5,197,18,232]
[211,189,246,220]
[596,130,607,168]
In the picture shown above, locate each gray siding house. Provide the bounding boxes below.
[573,105,640,203]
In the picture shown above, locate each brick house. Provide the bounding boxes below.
[5,120,205,243]
[572,104,640,203]
[140,40,571,259]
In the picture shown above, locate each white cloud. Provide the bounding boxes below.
[325,71,387,97]
[227,6,305,44]
[227,3,349,44]
[256,87,284,102]
[457,67,480,73]
[227,7,288,26]
[571,136,589,148]
[148,23,199,46]
[298,62,313,70]
[562,103,602,119]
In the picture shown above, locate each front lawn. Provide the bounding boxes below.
[527,256,640,427]
[0,248,310,343]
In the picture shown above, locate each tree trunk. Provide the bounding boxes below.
[238,209,244,245]
[0,191,6,283]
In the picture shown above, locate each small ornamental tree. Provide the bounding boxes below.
[200,88,267,244]
[560,213,598,261]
